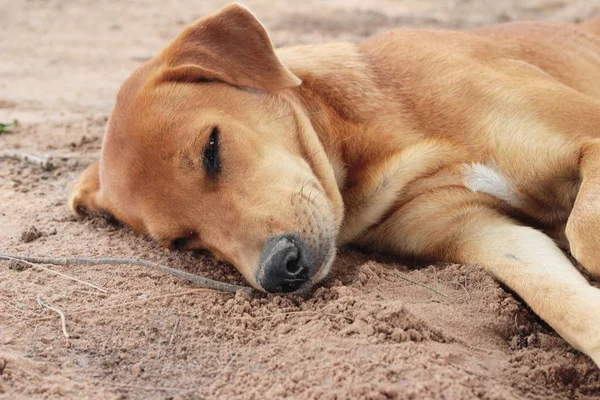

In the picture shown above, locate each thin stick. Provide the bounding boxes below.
[398,273,447,297]
[3,299,27,317]
[1,150,54,171]
[4,256,108,294]
[168,317,180,346]
[456,281,471,299]
[234,310,315,320]
[235,310,351,321]
[235,310,327,320]
[103,382,189,391]
[203,348,241,390]
[37,297,70,338]
[1,288,221,325]
[0,253,247,293]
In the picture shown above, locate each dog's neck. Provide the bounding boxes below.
[279,43,400,190]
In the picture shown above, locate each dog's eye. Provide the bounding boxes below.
[203,127,221,176]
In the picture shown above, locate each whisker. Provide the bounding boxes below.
[298,175,312,198]
[263,113,293,125]
[306,147,326,164]
[257,103,276,125]
[291,176,304,205]
[337,130,362,144]
[310,189,325,205]
[307,180,318,203]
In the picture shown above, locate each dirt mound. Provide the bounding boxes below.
[2,0,599,399]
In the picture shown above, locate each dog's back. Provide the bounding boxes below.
[360,19,600,106]
[580,15,600,35]
[472,19,600,98]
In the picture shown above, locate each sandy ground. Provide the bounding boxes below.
[2,0,600,399]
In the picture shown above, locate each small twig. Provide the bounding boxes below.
[0,119,18,134]
[235,310,352,322]
[234,304,353,322]
[456,281,471,299]
[235,310,309,320]
[398,273,447,297]
[3,300,27,317]
[103,382,189,392]
[203,348,241,390]
[4,256,108,294]
[1,288,223,325]
[44,152,98,160]
[168,317,180,346]
[0,253,248,293]
[36,297,70,338]
[1,150,54,171]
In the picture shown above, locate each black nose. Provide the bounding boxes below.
[258,235,310,293]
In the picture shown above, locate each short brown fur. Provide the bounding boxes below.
[70,4,600,366]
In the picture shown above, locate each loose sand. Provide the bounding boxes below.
[2,0,600,398]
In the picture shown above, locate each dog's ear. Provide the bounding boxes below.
[68,161,105,216]
[161,3,301,91]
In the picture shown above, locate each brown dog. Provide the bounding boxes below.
[69,4,600,365]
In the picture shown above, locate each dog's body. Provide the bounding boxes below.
[70,5,600,365]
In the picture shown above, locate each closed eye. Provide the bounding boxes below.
[203,126,221,176]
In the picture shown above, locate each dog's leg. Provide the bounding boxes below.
[69,161,103,215]
[567,139,600,279]
[362,189,600,365]
[459,220,600,365]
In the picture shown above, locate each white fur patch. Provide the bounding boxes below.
[463,163,522,208]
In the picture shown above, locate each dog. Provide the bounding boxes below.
[69,3,600,366]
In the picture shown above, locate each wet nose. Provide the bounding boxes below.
[258,235,310,293]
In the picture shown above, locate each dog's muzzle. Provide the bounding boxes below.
[256,234,315,293]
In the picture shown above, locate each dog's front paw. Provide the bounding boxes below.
[566,287,600,368]
[565,214,600,280]
[68,161,102,216]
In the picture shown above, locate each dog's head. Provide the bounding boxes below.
[69,4,344,293]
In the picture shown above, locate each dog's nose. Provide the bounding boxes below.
[258,235,310,293]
